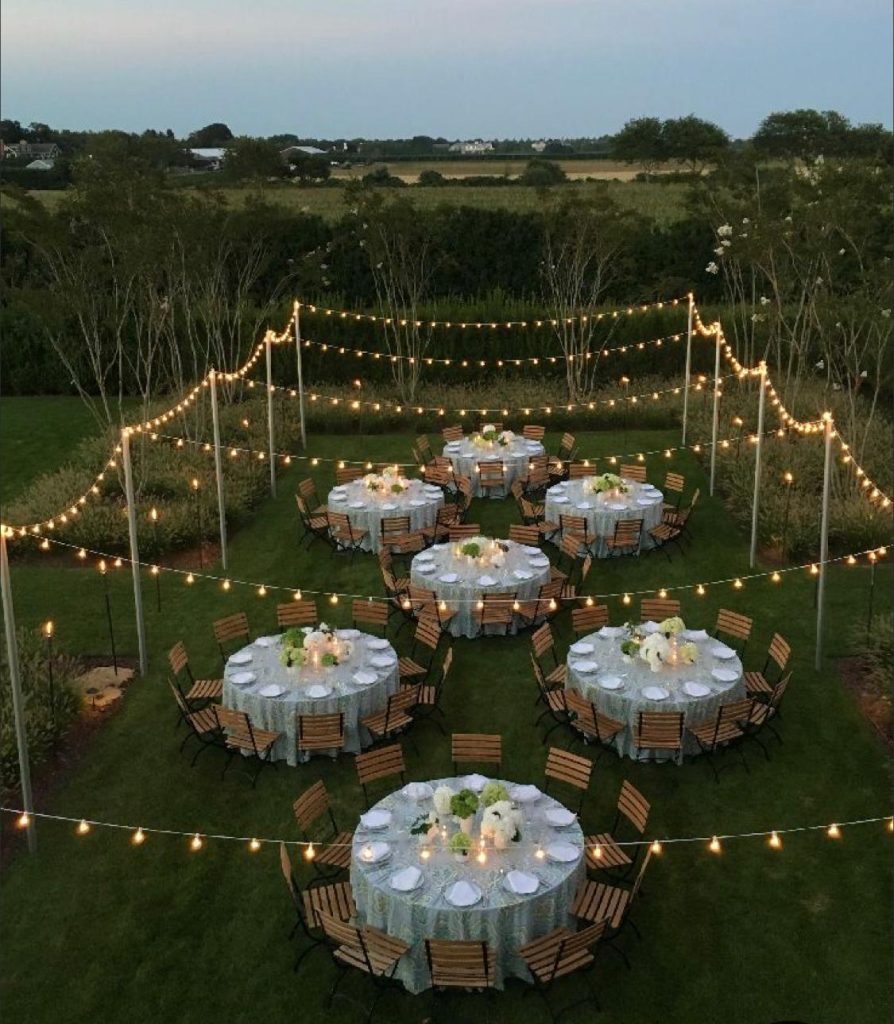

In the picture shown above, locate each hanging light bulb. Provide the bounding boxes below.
[768,831,782,850]
[190,833,203,852]
[826,823,841,839]
[709,836,722,854]
[650,840,662,855]
[76,819,91,836]
[132,827,146,845]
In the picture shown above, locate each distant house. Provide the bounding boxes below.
[531,140,548,153]
[280,145,328,158]
[3,141,61,160]
[25,159,56,171]
[188,147,228,170]
[448,140,494,154]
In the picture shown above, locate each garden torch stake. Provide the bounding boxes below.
[0,527,36,852]
[709,322,722,496]
[44,620,55,728]
[265,332,277,497]
[814,413,833,670]
[209,369,229,571]
[681,292,694,445]
[749,362,767,569]
[149,508,161,612]
[121,429,148,675]
[866,554,877,642]
[293,302,307,450]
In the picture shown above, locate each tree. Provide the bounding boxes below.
[289,153,330,182]
[223,137,286,181]
[611,117,666,176]
[519,159,567,187]
[188,122,234,148]
[752,109,849,161]
[0,119,25,143]
[661,115,729,173]
[417,169,446,187]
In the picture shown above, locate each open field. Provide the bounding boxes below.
[5,179,690,225]
[329,158,681,182]
[0,400,891,1024]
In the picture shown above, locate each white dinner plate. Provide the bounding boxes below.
[348,501,366,509]
[229,671,256,686]
[546,842,580,864]
[229,652,253,666]
[545,808,577,828]
[258,683,285,698]
[390,866,424,892]
[352,671,378,687]
[509,784,540,803]
[368,638,391,650]
[416,564,436,574]
[569,642,594,655]
[359,809,392,830]
[523,546,541,555]
[409,499,426,507]
[636,498,656,507]
[439,573,459,584]
[552,496,570,504]
[504,871,539,895]
[357,841,391,865]
[605,502,628,511]
[682,629,708,641]
[338,629,360,639]
[598,626,626,639]
[381,503,398,511]
[712,668,739,684]
[597,674,623,690]
[415,552,435,562]
[463,773,488,792]
[329,492,348,502]
[576,501,593,510]
[305,684,332,699]
[641,621,660,634]
[683,681,711,698]
[528,558,550,568]
[370,655,397,669]
[571,660,598,674]
[402,782,433,801]
[513,569,533,580]
[643,686,670,701]
[478,575,497,587]
[711,644,737,660]
[253,636,276,648]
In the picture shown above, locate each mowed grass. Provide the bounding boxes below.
[0,411,891,1024]
[6,179,690,225]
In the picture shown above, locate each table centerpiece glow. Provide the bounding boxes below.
[452,536,508,567]
[449,831,472,860]
[480,800,523,850]
[362,466,411,496]
[471,425,515,449]
[450,789,480,834]
[583,472,629,496]
[281,622,350,672]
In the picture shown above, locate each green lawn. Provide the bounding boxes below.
[0,415,891,1024]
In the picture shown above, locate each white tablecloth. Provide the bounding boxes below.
[351,776,585,993]
[327,478,443,552]
[545,478,664,557]
[409,540,551,638]
[443,437,545,498]
[222,632,399,765]
[565,625,745,761]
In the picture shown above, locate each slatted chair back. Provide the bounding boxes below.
[508,524,540,547]
[564,688,599,733]
[377,546,394,572]
[636,711,684,750]
[315,910,373,973]
[412,614,442,655]
[520,496,544,523]
[167,640,190,678]
[572,603,609,636]
[381,515,412,544]
[434,504,460,530]
[630,846,653,902]
[407,585,437,619]
[276,599,318,629]
[609,518,643,549]
[293,780,337,835]
[298,477,320,508]
[213,612,250,657]
[335,466,364,485]
[639,597,682,621]
[524,922,607,988]
[442,424,464,442]
[416,435,434,463]
[295,493,311,520]
[663,472,685,498]
[448,523,480,540]
[352,599,389,634]
[477,462,505,490]
[168,677,192,717]
[567,462,591,479]
[525,465,550,494]
[213,705,269,760]
[560,532,582,563]
[557,432,576,459]
[714,608,753,649]
[700,698,753,750]
[476,593,515,628]
[426,939,493,990]
[580,554,593,585]
[545,747,593,795]
[522,424,546,441]
[767,633,791,674]
[355,743,406,803]
[411,444,424,469]
[452,733,502,771]
[510,479,525,502]
[424,465,453,488]
[769,671,791,710]
[616,780,650,834]
[620,464,647,483]
[279,841,300,911]
[531,622,557,662]
[527,453,549,473]
[327,510,353,534]
[559,514,590,540]
[454,475,473,513]
[296,713,345,753]
[534,578,564,613]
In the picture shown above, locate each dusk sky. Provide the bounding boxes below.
[2,0,892,138]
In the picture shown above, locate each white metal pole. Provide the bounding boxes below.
[0,528,36,852]
[681,293,694,444]
[709,322,722,495]
[293,303,307,450]
[815,413,834,670]
[209,370,228,570]
[265,333,277,497]
[121,429,148,675]
[749,362,767,569]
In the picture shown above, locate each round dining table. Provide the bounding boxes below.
[327,478,443,552]
[565,623,746,761]
[443,435,545,498]
[222,631,399,765]
[544,477,665,556]
[409,539,552,638]
[351,775,586,993]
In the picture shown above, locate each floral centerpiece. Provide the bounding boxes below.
[472,425,515,448]
[640,632,670,672]
[480,800,523,850]
[362,466,410,496]
[619,622,644,662]
[658,616,686,637]
[584,472,629,496]
[450,789,480,834]
[433,785,455,817]
[410,811,441,844]
[280,627,307,668]
[454,536,507,568]
[480,782,509,807]
[449,832,472,860]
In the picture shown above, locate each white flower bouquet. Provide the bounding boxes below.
[679,641,699,665]
[432,785,454,817]
[658,616,686,637]
[480,800,523,849]
[640,632,669,673]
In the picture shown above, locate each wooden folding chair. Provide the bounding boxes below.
[213,611,250,662]
[515,579,563,628]
[543,746,593,815]
[639,597,681,621]
[632,711,685,764]
[277,599,319,630]
[522,424,546,441]
[415,646,452,735]
[442,424,464,443]
[564,690,625,757]
[426,939,495,993]
[416,435,435,466]
[571,603,609,637]
[713,608,753,655]
[296,494,332,550]
[620,464,647,483]
[519,921,606,1019]
[524,455,550,497]
[335,466,364,485]
[477,461,506,497]
[361,687,419,745]
[168,679,224,765]
[352,599,390,636]
[167,640,222,705]
[567,462,592,480]
[531,622,566,686]
[355,743,406,808]
[508,524,540,547]
[559,513,594,555]
[214,706,281,787]
[585,779,650,877]
[420,504,460,546]
[452,733,502,774]
[297,712,346,759]
[279,842,355,973]
[298,477,326,515]
[475,593,516,636]
[327,510,369,559]
[741,672,791,757]
[662,472,685,511]
[744,633,791,697]
[398,615,442,682]
[549,433,577,482]
[448,523,481,540]
[687,699,753,782]
[292,780,354,876]
[604,518,643,558]
[380,515,417,555]
[530,654,572,740]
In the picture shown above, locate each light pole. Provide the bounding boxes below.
[780,471,794,560]
[98,559,118,676]
[191,478,204,570]
[149,507,161,612]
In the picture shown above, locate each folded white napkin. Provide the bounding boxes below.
[463,773,488,792]
[409,499,426,507]
[597,674,623,690]
[523,546,541,555]
[682,628,708,641]
[683,681,711,697]
[439,573,459,583]
[390,866,422,892]
[478,575,497,587]
[446,881,481,907]
[598,626,626,639]
[711,644,736,660]
[576,501,593,510]
[253,636,276,648]
[545,807,577,828]
[359,809,392,830]
[636,497,655,506]
[528,557,549,567]
[571,660,598,673]
[546,842,579,863]
[606,502,628,511]
[510,784,540,803]
[552,496,570,504]
[329,492,347,502]
[352,671,378,687]
[381,503,398,511]
[258,683,284,698]
[513,569,533,580]
[229,652,253,666]
[348,501,365,509]
[229,671,256,686]
[569,642,594,655]
[641,621,660,634]
[416,564,436,574]
[415,552,434,561]
[712,667,739,683]
[338,629,361,639]
[305,684,332,699]
[370,655,397,669]
[368,638,391,650]
[505,870,539,894]
[402,782,433,801]
[358,840,390,864]
[643,686,670,701]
